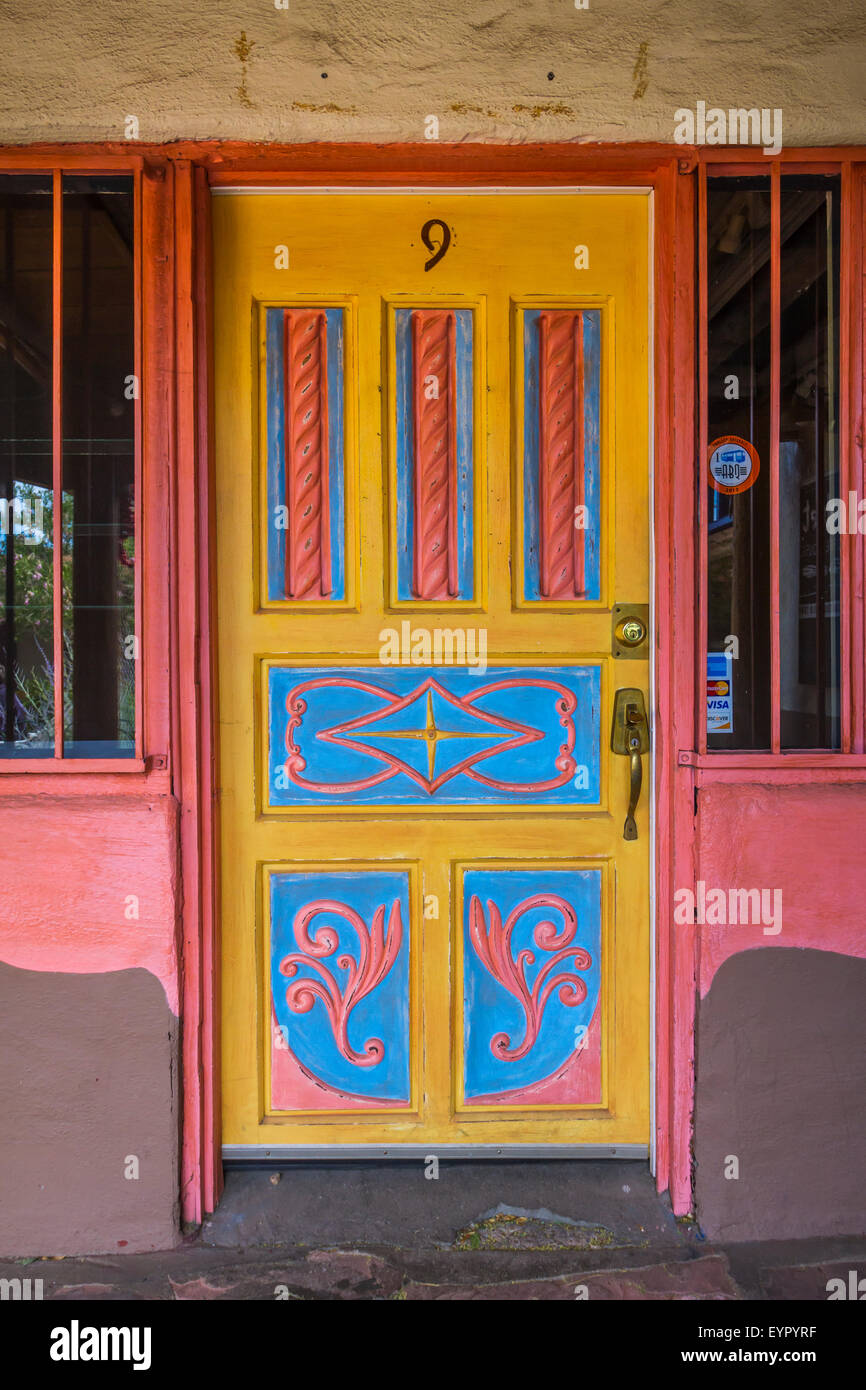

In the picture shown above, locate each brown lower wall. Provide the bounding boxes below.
[0,961,180,1255]
[695,947,866,1241]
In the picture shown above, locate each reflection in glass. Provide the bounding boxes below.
[778,177,840,748]
[0,176,55,757]
[706,178,772,749]
[705,175,841,750]
[62,175,135,757]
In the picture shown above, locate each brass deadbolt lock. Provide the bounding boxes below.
[617,617,646,646]
[612,605,649,657]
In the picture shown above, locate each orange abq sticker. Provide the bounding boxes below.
[707,435,760,495]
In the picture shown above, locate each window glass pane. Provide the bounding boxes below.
[0,175,55,758]
[706,177,772,749]
[779,176,840,748]
[62,174,135,758]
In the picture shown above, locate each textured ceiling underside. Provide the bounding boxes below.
[0,0,864,147]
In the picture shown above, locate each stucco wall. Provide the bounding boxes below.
[1,0,864,147]
[695,948,866,1242]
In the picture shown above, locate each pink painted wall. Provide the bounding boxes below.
[0,792,180,1014]
[696,780,866,993]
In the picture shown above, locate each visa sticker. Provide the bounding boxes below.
[707,652,733,733]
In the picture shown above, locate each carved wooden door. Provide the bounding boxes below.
[215,190,651,1154]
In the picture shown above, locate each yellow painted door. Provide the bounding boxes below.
[214,190,650,1153]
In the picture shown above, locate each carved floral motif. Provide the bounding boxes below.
[469,893,591,1060]
[279,897,403,1067]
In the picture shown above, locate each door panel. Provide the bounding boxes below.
[265,663,601,809]
[215,190,650,1149]
[458,864,605,1108]
[267,864,419,1113]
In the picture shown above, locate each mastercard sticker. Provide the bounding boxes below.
[707,653,733,733]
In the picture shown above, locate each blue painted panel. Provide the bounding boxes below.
[270,869,411,1103]
[268,664,600,806]
[394,308,474,600]
[266,306,346,602]
[523,309,600,601]
[463,867,601,1099]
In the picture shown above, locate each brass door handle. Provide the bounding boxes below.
[625,725,642,842]
[611,689,649,841]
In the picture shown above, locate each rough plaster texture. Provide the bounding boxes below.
[0,0,864,147]
[696,782,866,995]
[695,949,866,1242]
[0,962,179,1255]
[0,795,180,1012]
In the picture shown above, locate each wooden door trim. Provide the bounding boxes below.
[190,150,680,1219]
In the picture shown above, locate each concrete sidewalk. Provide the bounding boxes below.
[3,1163,864,1300]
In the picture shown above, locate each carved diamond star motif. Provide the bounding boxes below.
[326,678,540,792]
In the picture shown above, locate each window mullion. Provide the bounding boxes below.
[769,161,781,754]
[51,168,64,759]
[697,164,709,756]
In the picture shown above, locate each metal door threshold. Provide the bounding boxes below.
[223,1143,649,1163]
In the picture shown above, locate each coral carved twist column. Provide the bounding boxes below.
[283,309,332,599]
[411,309,458,600]
[538,310,585,599]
